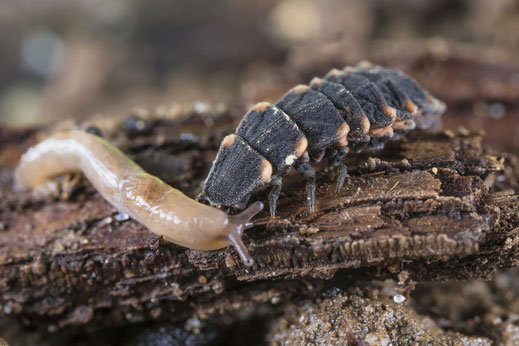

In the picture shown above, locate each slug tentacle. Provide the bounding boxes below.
[225,201,264,267]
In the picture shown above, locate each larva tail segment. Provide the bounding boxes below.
[359,63,446,117]
[226,201,264,267]
[325,70,397,128]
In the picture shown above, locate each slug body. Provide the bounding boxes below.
[15,131,262,266]
[199,62,446,216]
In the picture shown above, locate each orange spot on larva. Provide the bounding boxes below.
[370,125,394,138]
[404,99,418,114]
[343,66,355,73]
[293,85,309,93]
[221,134,236,148]
[361,116,371,134]
[336,122,350,147]
[383,106,397,121]
[329,68,341,77]
[337,135,348,147]
[337,122,350,137]
[392,120,415,131]
[427,95,440,105]
[261,159,272,183]
[310,77,323,86]
[295,136,308,157]
[357,60,374,69]
[252,102,270,112]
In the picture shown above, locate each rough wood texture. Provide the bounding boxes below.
[0,112,517,333]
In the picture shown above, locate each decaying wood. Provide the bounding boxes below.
[0,114,517,331]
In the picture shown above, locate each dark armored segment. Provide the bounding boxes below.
[309,77,370,151]
[236,102,307,173]
[200,62,445,216]
[324,69,397,129]
[201,134,272,208]
[352,68,417,120]
[347,67,419,140]
[275,85,349,162]
[369,65,444,114]
[360,63,446,129]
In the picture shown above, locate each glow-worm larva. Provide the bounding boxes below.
[15,130,263,266]
[199,62,445,216]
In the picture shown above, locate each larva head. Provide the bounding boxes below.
[201,134,272,208]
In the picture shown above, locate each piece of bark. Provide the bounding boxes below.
[0,116,517,331]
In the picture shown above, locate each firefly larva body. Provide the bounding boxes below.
[199,62,445,216]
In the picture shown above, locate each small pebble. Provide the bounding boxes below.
[97,216,113,227]
[185,317,201,331]
[85,126,103,137]
[125,116,151,136]
[3,305,12,314]
[115,212,130,222]
[193,101,207,114]
[393,294,406,304]
[180,132,196,141]
[488,102,505,119]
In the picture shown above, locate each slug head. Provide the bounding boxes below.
[224,201,264,267]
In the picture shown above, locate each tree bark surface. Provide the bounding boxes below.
[0,113,517,330]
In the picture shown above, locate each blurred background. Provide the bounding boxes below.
[1,0,518,131]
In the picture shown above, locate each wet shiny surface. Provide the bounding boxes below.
[14,131,261,265]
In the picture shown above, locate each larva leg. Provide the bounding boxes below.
[368,136,391,151]
[327,148,348,194]
[268,177,283,217]
[296,159,316,213]
[336,165,348,193]
[349,135,370,152]
[309,148,326,162]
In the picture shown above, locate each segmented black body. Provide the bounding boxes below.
[199,62,446,216]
